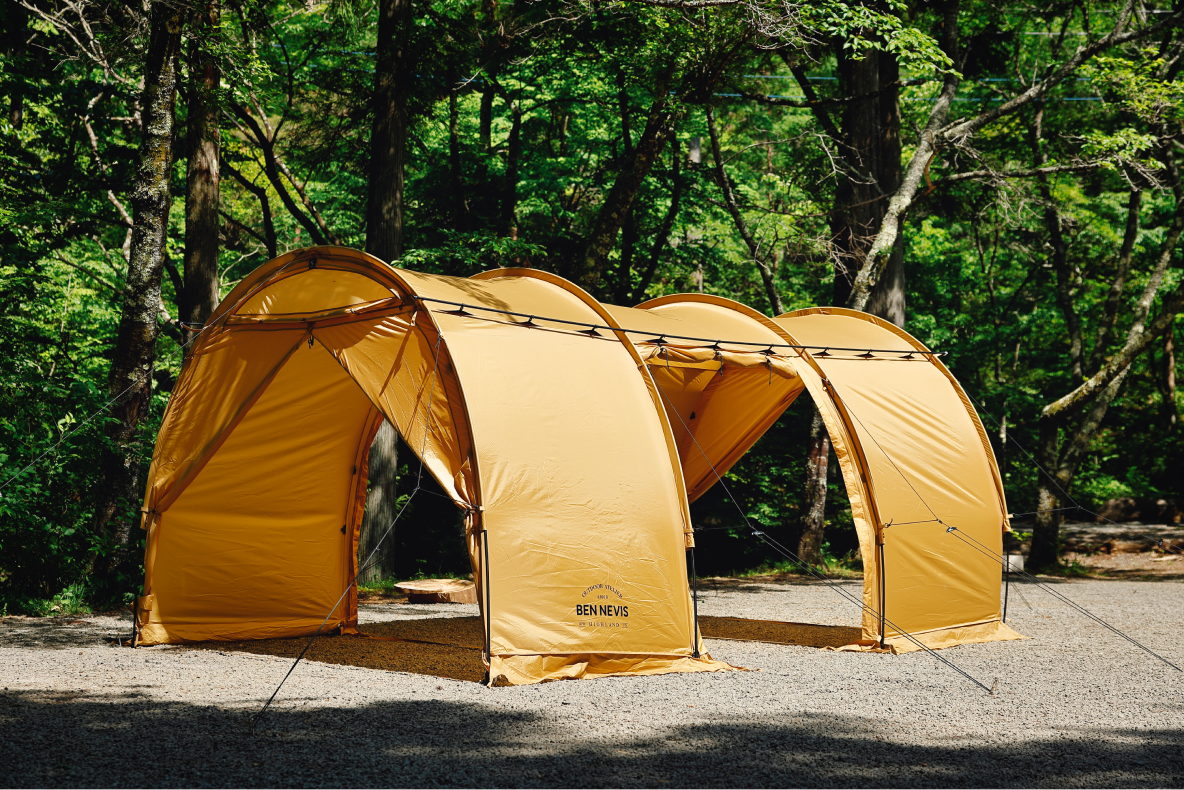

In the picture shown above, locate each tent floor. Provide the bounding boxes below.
[178,616,861,682]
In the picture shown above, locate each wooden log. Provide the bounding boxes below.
[393,579,478,604]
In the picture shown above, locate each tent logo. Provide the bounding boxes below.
[577,582,629,627]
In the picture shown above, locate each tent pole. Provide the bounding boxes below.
[483,528,492,684]
[877,531,887,649]
[690,547,700,659]
[1003,530,1011,623]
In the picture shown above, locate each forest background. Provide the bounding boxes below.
[2,0,1182,613]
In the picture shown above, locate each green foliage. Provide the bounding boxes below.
[2,0,1182,612]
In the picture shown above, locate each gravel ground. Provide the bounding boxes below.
[2,578,1182,788]
[1062,551,1184,580]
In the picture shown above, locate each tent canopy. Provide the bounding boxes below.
[137,246,1021,685]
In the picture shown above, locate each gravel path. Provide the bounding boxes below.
[2,578,1182,788]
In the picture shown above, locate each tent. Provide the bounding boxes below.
[135,246,732,685]
[135,246,1021,686]
[614,296,1024,652]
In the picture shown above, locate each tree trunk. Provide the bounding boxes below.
[6,0,27,130]
[580,72,677,293]
[1029,416,1066,570]
[1031,104,1084,383]
[182,0,221,348]
[91,0,185,589]
[831,47,903,326]
[1166,331,1178,427]
[448,76,467,229]
[706,106,782,314]
[363,0,414,556]
[797,409,831,567]
[501,102,521,238]
[800,45,904,564]
[631,137,681,303]
[358,421,400,582]
[366,0,413,263]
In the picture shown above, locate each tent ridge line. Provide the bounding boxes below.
[412,295,947,357]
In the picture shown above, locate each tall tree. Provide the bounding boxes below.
[358,0,415,581]
[796,40,905,567]
[91,0,185,588]
[181,0,222,345]
[366,0,414,262]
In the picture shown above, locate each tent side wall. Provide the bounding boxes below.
[635,295,1023,653]
[139,338,378,643]
[776,308,1023,651]
[138,248,479,645]
[409,268,728,683]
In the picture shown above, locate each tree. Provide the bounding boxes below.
[180,0,222,346]
[366,0,415,262]
[91,0,186,590]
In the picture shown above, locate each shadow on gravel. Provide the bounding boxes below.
[175,617,861,680]
[1,688,1180,788]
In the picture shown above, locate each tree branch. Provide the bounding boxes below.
[707,105,782,314]
[844,0,961,312]
[846,0,1184,313]
[228,101,329,246]
[221,156,280,258]
[941,2,1181,144]
[1030,104,1084,383]
[632,137,683,303]
[1089,188,1142,374]
[941,163,1102,182]
[1043,194,1184,421]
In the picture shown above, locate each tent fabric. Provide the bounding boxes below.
[137,244,1023,677]
[136,247,729,685]
[776,308,1022,652]
[627,297,1023,653]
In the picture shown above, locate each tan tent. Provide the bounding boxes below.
[135,246,733,685]
[136,246,1020,685]
[620,295,1024,652]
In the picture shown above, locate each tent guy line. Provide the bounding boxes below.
[838,388,1179,672]
[251,334,448,732]
[411,295,948,358]
[651,380,997,696]
[945,525,1183,672]
[961,390,1184,560]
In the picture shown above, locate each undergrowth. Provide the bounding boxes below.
[0,582,92,617]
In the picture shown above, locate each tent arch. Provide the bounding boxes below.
[629,295,1022,653]
[470,267,695,547]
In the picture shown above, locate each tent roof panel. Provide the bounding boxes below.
[238,269,394,315]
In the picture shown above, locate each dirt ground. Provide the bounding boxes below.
[2,573,1183,788]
